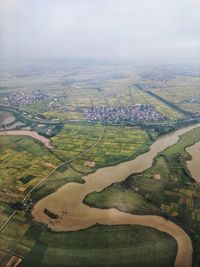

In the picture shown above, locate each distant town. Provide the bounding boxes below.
[5,90,48,106]
[84,104,165,123]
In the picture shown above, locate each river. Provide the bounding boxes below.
[1,124,200,267]
[0,130,53,148]
[186,141,200,184]
[31,123,200,267]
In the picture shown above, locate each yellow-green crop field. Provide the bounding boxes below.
[0,123,149,208]
[0,136,61,207]
[149,76,200,114]
[40,84,185,123]
[0,122,150,265]
[1,64,199,267]
[51,123,149,165]
[131,88,184,120]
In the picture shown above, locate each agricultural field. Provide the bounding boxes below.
[20,224,177,267]
[0,212,31,266]
[85,126,200,266]
[2,63,198,129]
[21,100,50,114]
[147,75,200,114]
[0,219,177,267]
[30,123,150,201]
[0,63,200,267]
[39,85,185,123]
[51,123,150,166]
[0,121,175,267]
[84,183,160,215]
[131,88,185,120]
[0,122,150,212]
[0,136,61,211]
[85,126,200,214]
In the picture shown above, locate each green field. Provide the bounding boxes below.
[0,121,178,267]
[131,88,184,120]
[1,64,200,267]
[84,126,200,266]
[84,183,160,215]
[31,124,150,201]
[0,123,150,211]
[51,123,149,166]
[19,225,177,267]
[149,76,200,114]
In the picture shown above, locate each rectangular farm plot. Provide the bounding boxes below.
[134,89,184,120]
[51,123,149,166]
[83,125,149,165]
[0,136,61,198]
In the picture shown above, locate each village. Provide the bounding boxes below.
[5,90,48,106]
[84,104,165,123]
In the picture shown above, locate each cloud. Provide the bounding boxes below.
[0,0,200,63]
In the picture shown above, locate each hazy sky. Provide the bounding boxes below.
[0,0,200,63]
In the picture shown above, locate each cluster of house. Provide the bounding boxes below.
[10,196,33,212]
[6,90,48,106]
[84,104,165,123]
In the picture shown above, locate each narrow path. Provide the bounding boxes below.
[0,125,105,233]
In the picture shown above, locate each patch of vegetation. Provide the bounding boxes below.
[84,182,160,215]
[20,224,177,267]
[83,126,200,266]
[20,175,36,184]
[19,240,47,267]
[0,136,61,197]
[43,209,59,219]
[51,123,150,167]
[30,166,85,202]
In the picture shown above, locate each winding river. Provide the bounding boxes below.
[31,123,200,267]
[1,124,200,267]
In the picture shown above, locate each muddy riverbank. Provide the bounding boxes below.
[0,130,53,148]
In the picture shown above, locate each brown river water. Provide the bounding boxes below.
[0,130,53,148]
[31,123,200,267]
[1,124,200,267]
[186,141,200,184]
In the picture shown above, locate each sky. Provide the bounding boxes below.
[0,0,200,64]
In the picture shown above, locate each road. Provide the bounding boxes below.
[0,125,105,233]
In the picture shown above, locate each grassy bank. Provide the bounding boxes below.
[84,126,200,266]
[19,224,177,267]
[84,182,160,215]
